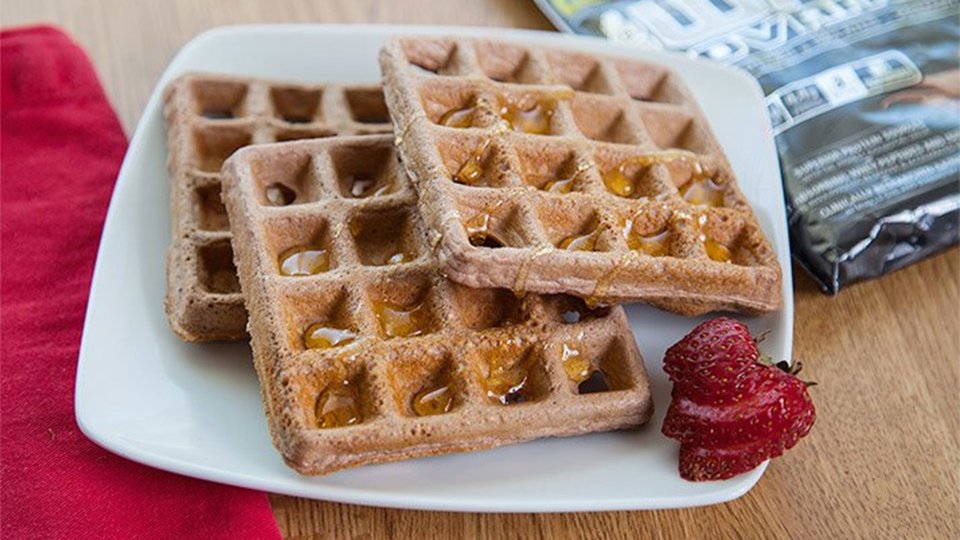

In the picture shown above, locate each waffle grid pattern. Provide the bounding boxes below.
[163,72,392,341]
[221,135,653,475]
[380,38,782,315]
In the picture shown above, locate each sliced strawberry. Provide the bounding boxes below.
[679,438,776,481]
[661,317,816,481]
[664,317,760,405]
[664,379,815,447]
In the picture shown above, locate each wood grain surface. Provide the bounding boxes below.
[4,1,958,538]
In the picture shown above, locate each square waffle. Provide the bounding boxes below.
[220,134,653,475]
[379,37,782,316]
[163,72,392,341]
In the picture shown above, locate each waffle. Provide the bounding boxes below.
[163,72,392,341]
[220,134,653,475]
[379,37,782,316]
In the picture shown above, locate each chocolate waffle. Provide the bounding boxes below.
[220,135,653,475]
[163,72,391,341]
[379,37,782,315]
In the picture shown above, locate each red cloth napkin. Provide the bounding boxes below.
[1,26,282,540]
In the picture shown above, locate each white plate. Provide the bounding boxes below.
[76,25,792,512]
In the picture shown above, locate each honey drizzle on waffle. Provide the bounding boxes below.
[495,91,572,135]
[304,324,358,349]
[512,245,553,297]
[279,246,330,276]
[560,334,611,393]
[622,207,672,257]
[454,139,492,186]
[627,228,670,257]
[412,382,455,416]
[696,213,734,263]
[560,337,590,384]
[480,337,537,405]
[439,104,477,128]
[315,380,362,428]
[559,227,600,252]
[373,298,431,338]
[530,158,590,193]
[315,356,363,428]
[462,199,506,247]
[602,150,699,199]
[587,250,641,308]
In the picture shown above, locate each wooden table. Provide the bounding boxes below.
[5,1,958,538]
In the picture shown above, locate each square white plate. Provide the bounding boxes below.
[76,24,792,512]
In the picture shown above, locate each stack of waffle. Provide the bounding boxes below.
[164,73,391,341]
[162,38,781,475]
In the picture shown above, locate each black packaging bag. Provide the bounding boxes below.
[535,0,959,293]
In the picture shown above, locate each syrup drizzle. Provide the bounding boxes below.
[373,299,431,338]
[496,91,571,134]
[315,377,362,428]
[439,104,476,128]
[482,343,536,405]
[279,246,330,276]
[512,245,553,296]
[623,216,671,257]
[601,150,699,199]
[587,250,640,308]
[533,161,589,193]
[454,139,492,186]
[704,238,733,262]
[464,200,506,248]
[542,177,574,194]
[680,172,725,207]
[558,227,600,252]
[303,324,358,350]
[412,383,454,416]
[560,340,591,384]
[696,213,734,263]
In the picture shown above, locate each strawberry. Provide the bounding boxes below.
[662,317,816,481]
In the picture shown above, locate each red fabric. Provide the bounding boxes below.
[1,26,282,540]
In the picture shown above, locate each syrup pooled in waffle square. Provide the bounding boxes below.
[379,37,782,316]
[220,135,653,475]
[163,72,392,341]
